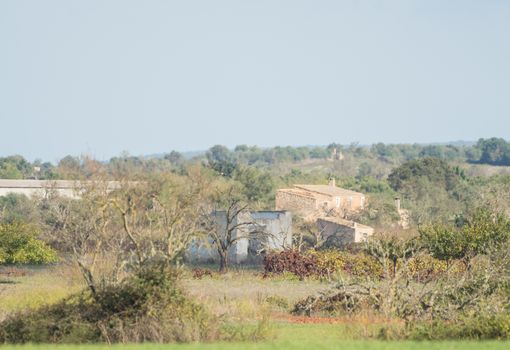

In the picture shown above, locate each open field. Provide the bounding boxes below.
[0,264,84,319]
[1,265,509,349]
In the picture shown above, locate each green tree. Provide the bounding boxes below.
[206,145,237,177]
[475,138,510,165]
[388,157,460,193]
[0,193,39,224]
[365,235,419,277]
[419,209,510,267]
[0,155,33,179]
[164,150,184,166]
[233,166,274,205]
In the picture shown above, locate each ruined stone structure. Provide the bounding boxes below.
[186,211,292,265]
[0,179,121,198]
[317,217,374,247]
[275,180,366,218]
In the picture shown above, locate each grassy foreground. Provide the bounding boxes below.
[1,266,509,349]
[0,324,508,350]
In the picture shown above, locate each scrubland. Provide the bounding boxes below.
[1,263,508,349]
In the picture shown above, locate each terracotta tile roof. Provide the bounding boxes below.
[293,184,364,198]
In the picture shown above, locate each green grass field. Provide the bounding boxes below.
[0,324,507,350]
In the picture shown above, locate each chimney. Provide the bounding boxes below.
[329,177,336,187]
[394,197,401,212]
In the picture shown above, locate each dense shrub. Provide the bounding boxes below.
[406,254,448,282]
[307,250,383,279]
[401,314,510,340]
[0,222,57,265]
[264,249,459,284]
[263,250,318,279]
[0,265,217,344]
[420,209,510,265]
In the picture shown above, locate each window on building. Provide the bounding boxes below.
[335,197,341,207]
[348,196,352,208]
[361,196,365,209]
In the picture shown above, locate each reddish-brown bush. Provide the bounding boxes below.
[263,250,319,279]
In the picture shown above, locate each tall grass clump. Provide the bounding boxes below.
[0,264,218,344]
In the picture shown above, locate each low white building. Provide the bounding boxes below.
[186,211,292,265]
[0,179,121,198]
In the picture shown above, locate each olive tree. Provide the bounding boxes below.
[419,209,510,269]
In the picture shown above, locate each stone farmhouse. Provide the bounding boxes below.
[186,210,292,265]
[276,180,373,245]
[275,179,366,218]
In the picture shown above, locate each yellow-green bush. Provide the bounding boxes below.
[0,223,57,265]
[306,250,383,279]
[406,254,447,281]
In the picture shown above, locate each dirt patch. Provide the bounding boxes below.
[272,313,403,325]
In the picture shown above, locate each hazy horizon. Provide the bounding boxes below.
[0,139,487,163]
[1,1,509,162]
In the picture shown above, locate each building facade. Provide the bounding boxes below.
[275,181,366,218]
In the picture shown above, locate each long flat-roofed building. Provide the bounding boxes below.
[0,179,121,198]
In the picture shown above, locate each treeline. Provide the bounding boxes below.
[2,139,509,180]
[206,142,475,166]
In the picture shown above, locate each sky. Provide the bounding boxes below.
[1,0,509,162]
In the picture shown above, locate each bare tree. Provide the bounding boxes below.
[109,174,210,269]
[39,180,113,295]
[40,168,212,295]
[206,184,267,273]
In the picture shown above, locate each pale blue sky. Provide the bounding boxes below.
[1,0,509,162]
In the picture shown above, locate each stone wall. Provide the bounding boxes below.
[317,218,373,247]
[275,190,317,216]
[317,218,356,247]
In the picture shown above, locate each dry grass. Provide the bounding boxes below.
[0,263,329,324]
[181,268,329,321]
[0,263,84,320]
